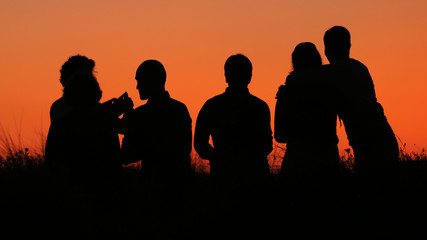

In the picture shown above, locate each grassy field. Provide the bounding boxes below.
[1,140,427,238]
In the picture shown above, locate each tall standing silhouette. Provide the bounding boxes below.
[275,42,340,190]
[323,26,399,191]
[45,73,123,236]
[194,54,273,233]
[121,59,192,234]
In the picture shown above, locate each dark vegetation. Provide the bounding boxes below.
[1,134,427,239]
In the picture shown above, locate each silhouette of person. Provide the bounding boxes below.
[121,59,192,233]
[194,54,273,233]
[273,43,341,234]
[275,42,340,190]
[323,26,399,192]
[45,73,123,236]
[50,55,133,125]
[50,55,95,123]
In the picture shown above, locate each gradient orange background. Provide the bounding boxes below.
[1,0,427,156]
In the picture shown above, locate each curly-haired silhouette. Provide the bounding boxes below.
[274,42,340,190]
[45,73,123,236]
[50,55,95,122]
[50,55,133,124]
[323,26,399,190]
[194,54,273,233]
[121,60,192,232]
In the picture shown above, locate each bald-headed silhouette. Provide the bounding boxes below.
[121,60,192,228]
[122,60,192,185]
[275,42,340,190]
[323,26,399,189]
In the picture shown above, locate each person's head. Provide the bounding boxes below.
[224,54,252,88]
[60,55,95,87]
[323,26,351,63]
[63,73,102,109]
[291,42,322,72]
[135,60,167,100]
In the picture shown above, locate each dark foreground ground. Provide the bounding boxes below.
[1,162,427,239]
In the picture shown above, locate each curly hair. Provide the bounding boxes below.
[59,55,95,86]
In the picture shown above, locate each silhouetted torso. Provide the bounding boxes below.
[275,68,340,186]
[50,97,73,123]
[195,87,272,186]
[325,58,398,176]
[121,91,192,189]
[275,69,338,145]
[46,109,122,194]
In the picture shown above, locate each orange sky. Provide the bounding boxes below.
[1,0,427,155]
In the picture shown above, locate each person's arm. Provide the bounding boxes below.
[261,102,274,157]
[194,102,215,160]
[274,85,290,143]
[121,110,141,165]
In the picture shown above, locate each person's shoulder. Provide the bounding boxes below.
[127,104,148,119]
[168,97,187,108]
[134,104,147,113]
[168,97,191,114]
[203,93,226,106]
[50,97,66,112]
[248,93,269,109]
[51,97,65,106]
[349,58,369,70]
[349,58,365,65]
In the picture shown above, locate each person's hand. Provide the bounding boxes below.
[117,92,134,113]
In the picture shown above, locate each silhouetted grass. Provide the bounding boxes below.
[1,127,427,237]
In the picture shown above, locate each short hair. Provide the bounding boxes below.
[60,55,95,86]
[323,26,351,55]
[135,60,167,86]
[63,73,102,108]
[224,54,252,85]
[292,42,322,72]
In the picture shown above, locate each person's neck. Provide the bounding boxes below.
[226,86,249,94]
[148,90,168,102]
[329,55,350,64]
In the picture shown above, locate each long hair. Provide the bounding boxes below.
[291,42,322,72]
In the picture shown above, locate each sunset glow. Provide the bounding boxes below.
[1,0,427,155]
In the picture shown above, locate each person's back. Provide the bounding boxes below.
[197,87,272,182]
[195,54,272,187]
[194,54,273,235]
